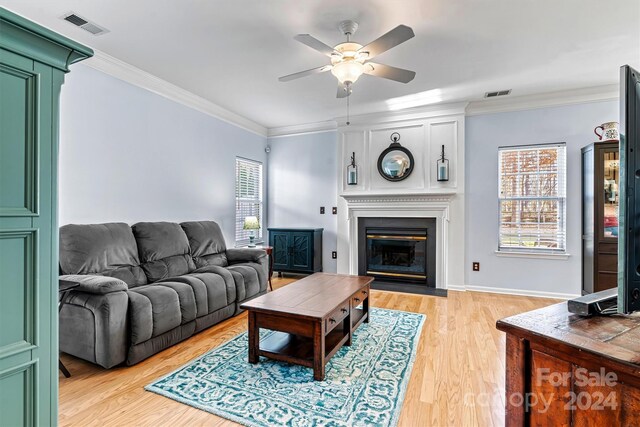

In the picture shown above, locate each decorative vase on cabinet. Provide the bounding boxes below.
[0,8,92,425]
[268,228,323,275]
[582,141,619,294]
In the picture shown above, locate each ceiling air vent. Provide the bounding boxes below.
[484,89,512,98]
[61,12,109,36]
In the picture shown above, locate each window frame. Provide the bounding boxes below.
[235,157,263,246]
[497,142,567,255]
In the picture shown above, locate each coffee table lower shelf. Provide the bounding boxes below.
[259,328,350,368]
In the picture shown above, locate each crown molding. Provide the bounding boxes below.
[83,50,268,137]
[80,49,618,139]
[465,84,619,116]
[335,102,469,128]
[267,120,337,138]
[268,85,619,138]
[268,102,469,137]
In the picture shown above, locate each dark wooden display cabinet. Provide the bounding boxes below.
[582,141,619,294]
[268,228,323,275]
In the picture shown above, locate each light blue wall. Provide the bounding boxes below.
[60,63,619,294]
[59,64,267,244]
[267,131,339,273]
[465,100,618,297]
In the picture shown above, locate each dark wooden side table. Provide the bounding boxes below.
[58,281,79,378]
[252,245,273,291]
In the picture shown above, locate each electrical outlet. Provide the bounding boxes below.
[472,262,480,272]
[320,206,325,214]
[332,251,337,259]
[332,207,337,215]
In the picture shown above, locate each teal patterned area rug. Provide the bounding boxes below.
[145,308,425,427]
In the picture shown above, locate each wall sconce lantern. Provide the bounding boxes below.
[347,152,358,185]
[436,144,449,182]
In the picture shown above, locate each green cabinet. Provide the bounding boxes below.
[0,8,92,426]
[268,228,323,274]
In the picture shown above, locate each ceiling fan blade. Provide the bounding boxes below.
[358,25,415,59]
[279,65,332,82]
[294,34,340,57]
[337,83,352,98]
[364,62,416,83]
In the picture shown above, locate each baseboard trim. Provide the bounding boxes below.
[464,285,579,300]
[444,283,578,299]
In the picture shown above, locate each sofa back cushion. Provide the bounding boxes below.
[59,223,147,286]
[180,221,228,268]
[132,222,195,282]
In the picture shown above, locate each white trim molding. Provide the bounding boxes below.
[268,102,469,138]
[268,121,338,138]
[464,285,580,300]
[335,102,469,128]
[466,84,618,117]
[84,50,268,137]
[435,283,578,299]
[494,250,571,260]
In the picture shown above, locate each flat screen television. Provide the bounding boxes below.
[618,64,640,313]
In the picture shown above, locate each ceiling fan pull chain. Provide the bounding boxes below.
[346,93,350,126]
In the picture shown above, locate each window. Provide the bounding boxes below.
[235,157,263,245]
[498,143,566,253]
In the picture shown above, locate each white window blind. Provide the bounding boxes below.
[498,143,566,252]
[235,157,263,245]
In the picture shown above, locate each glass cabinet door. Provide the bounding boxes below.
[602,148,619,240]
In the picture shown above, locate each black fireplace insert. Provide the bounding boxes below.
[357,217,437,289]
[366,228,427,282]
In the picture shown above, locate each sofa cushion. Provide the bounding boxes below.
[132,222,195,282]
[59,223,147,286]
[127,285,185,345]
[227,264,263,302]
[160,270,235,316]
[180,221,228,268]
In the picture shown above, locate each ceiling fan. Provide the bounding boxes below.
[279,20,416,98]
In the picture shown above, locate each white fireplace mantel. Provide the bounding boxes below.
[342,193,456,289]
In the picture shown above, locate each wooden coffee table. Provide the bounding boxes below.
[240,273,373,380]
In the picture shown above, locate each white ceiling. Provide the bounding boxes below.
[4,0,640,129]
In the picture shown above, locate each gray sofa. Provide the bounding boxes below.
[58,220,268,368]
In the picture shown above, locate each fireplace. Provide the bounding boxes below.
[358,217,436,289]
[366,228,427,282]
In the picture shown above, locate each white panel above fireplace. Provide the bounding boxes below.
[338,113,465,196]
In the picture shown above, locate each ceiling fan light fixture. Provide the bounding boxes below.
[331,61,365,84]
[279,20,416,98]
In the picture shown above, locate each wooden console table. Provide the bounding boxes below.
[240,273,373,380]
[497,302,640,426]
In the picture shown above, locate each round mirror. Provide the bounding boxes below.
[377,143,414,181]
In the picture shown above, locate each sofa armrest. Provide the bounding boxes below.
[59,274,128,295]
[226,248,267,264]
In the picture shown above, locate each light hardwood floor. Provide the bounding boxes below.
[59,277,559,426]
